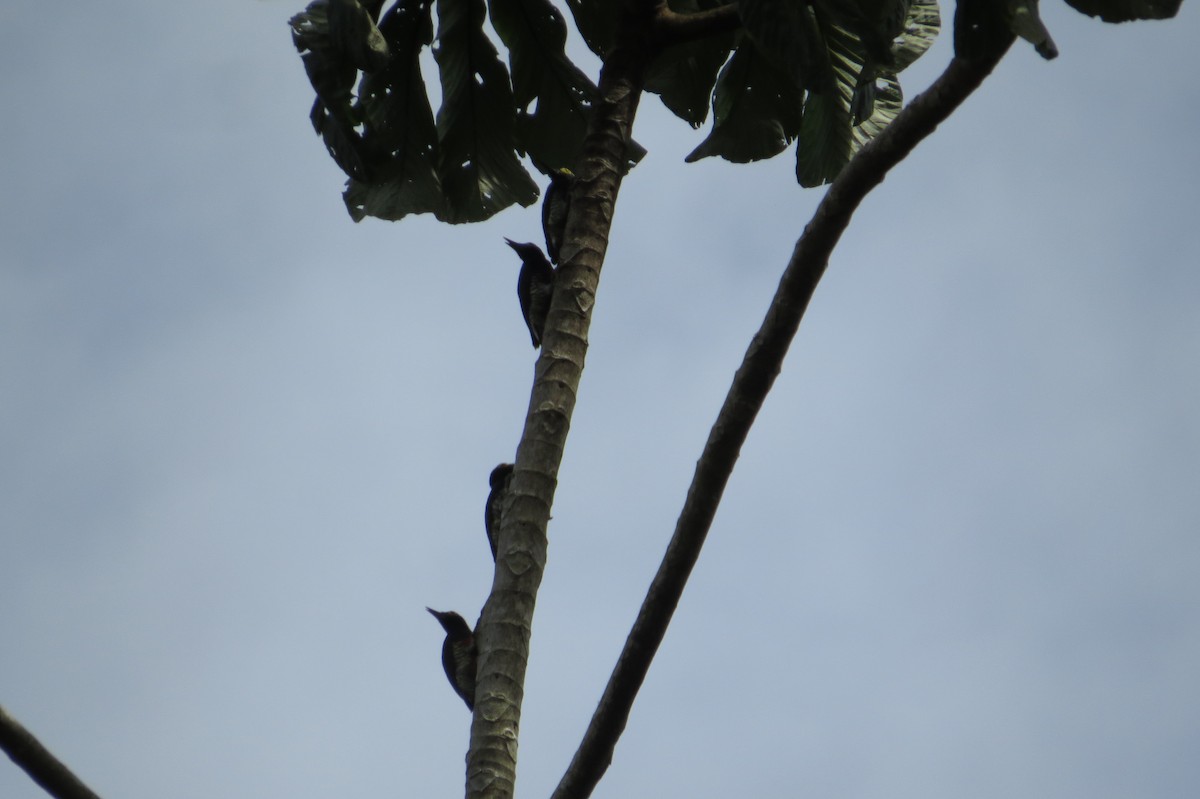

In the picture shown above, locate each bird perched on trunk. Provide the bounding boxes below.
[426,608,476,710]
[541,167,574,265]
[505,239,555,348]
[485,463,514,560]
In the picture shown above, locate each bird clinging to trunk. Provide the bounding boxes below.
[485,463,514,560]
[426,608,476,710]
[541,167,574,265]
[505,239,555,348]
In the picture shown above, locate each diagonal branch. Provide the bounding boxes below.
[550,42,1016,799]
[0,704,103,799]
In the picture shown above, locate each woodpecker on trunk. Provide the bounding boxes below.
[541,168,574,265]
[505,239,555,348]
[485,463,514,560]
[426,608,476,710]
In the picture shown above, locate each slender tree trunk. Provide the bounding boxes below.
[463,4,658,798]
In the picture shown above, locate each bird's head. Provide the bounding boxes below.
[504,238,543,261]
[489,463,514,489]
[426,608,472,638]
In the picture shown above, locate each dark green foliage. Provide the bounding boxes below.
[684,0,938,185]
[689,0,939,181]
[293,0,1181,215]
[956,0,1178,65]
[296,0,586,223]
[1003,0,1181,59]
[1062,0,1181,21]
[291,0,387,181]
[738,0,827,92]
[292,0,946,216]
[347,0,445,220]
[684,37,803,163]
[329,0,392,69]
[645,36,737,128]
[803,0,936,184]
[489,0,598,172]
[814,0,914,66]
[645,1,739,127]
[433,0,539,222]
[892,0,942,70]
[795,22,905,187]
[563,0,618,58]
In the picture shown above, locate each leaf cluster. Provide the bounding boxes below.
[291,0,607,223]
[953,0,1183,63]
[567,0,942,187]
[291,0,1183,222]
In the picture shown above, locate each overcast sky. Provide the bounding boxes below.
[2,2,1198,799]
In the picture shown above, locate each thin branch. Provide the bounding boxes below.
[550,43,1016,799]
[0,704,103,799]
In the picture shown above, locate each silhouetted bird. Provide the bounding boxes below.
[485,463,514,560]
[505,239,555,348]
[541,168,574,265]
[426,608,476,710]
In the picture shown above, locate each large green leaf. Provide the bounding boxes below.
[815,0,913,65]
[795,23,903,187]
[1062,0,1181,21]
[488,0,597,170]
[344,0,446,221]
[327,0,391,70]
[646,0,738,127]
[737,0,827,91]
[892,0,940,71]
[291,0,381,181]
[789,0,936,186]
[850,0,938,120]
[433,0,538,223]
[562,0,619,58]
[684,36,803,163]
[645,39,734,127]
[685,0,937,182]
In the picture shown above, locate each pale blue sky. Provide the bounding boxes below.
[2,2,1198,798]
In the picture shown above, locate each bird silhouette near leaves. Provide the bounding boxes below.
[505,239,555,348]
